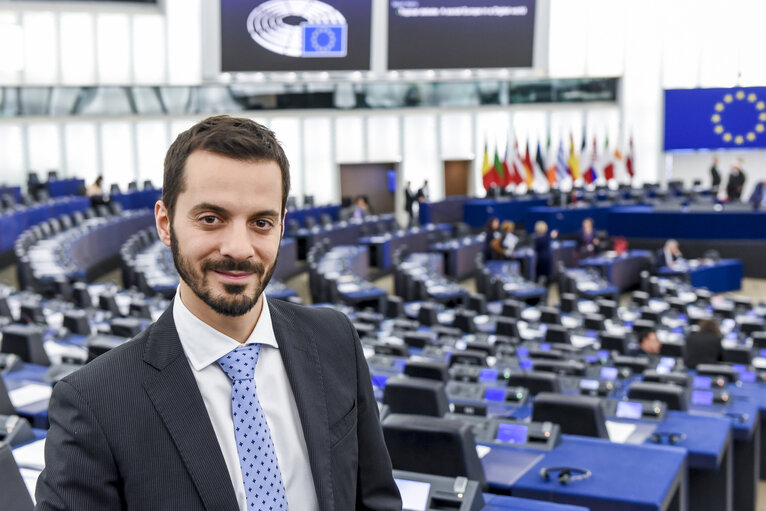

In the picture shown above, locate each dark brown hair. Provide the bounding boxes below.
[698,319,721,337]
[162,115,290,219]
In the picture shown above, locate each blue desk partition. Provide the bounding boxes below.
[47,178,84,198]
[463,198,548,227]
[285,204,340,227]
[579,250,653,291]
[111,189,162,211]
[525,205,611,235]
[419,196,469,225]
[490,435,687,511]
[607,206,766,240]
[0,185,22,203]
[0,196,90,252]
[658,259,743,293]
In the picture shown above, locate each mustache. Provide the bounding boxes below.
[201,259,265,274]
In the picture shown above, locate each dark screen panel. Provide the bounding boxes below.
[388,0,536,70]
[221,0,372,72]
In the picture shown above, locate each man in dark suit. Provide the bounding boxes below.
[726,159,746,201]
[709,155,721,193]
[404,180,416,227]
[36,115,401,510]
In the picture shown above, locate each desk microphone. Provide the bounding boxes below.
[650,431,686,445]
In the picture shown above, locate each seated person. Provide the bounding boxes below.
[636,328,661,356]
[684,319,723,368]
[577,217,600,258]
[490,220,519,258]
[655,239,682,269]
[86,176,104,197]
[533,220,558,282]
[346,196,370,221]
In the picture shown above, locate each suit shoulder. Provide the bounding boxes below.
[60,323,153,391]
[269,298,351,325]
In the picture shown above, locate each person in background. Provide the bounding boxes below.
[533,220,558,283]
[577,217,599,258]
[404,180,416,226]
[352,195,370,220]
[656,239,682,269]
[86,176,104,196]
[748,179,766,210]
[637,329,661,356]
[499,220,519,257]
[416,179,430,202]
[726,158,746,201]
[709,155,721,193]
[483,216,501,261]
[684,319,723,368]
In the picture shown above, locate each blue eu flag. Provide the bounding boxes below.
[302,25,347,57]
[665,87,766,151]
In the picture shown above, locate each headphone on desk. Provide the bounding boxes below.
[539,466,592,485]
[650,431,687,445]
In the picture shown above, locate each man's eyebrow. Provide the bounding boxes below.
[250,209,281,220]
[189,203,229,216]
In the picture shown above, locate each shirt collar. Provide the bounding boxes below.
[173,287,279,372]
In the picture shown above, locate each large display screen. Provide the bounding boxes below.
[221,0,372,72]
[387,0,536,70]
[665,87,766,151]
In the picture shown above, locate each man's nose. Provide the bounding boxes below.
[218,222,255,261]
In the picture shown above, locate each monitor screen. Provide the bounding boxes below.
[616,401,643,420]
[692,376,712,389]
[658,357,676,369]
[740,371,756,383]
[496,423,529,444]
[656,365,671,375]
[221,0,373,72]
[597,350,610,360]
[579,379,600,391]
[387,0,536,70]
[479,368,499,383]
[732,364,747,374]
[600,367,618,381]
[516,347,529,358]
[691,390,714,406]
[395,479,431,511]
[484,387,507,402]
[539,342,551,352]
[519,359,533,370]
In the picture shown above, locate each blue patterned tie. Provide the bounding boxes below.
[218,345,288,511]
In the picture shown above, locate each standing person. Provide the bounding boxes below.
[577,217,599,258]
[483,216,501,261]
[499,220,520,257]
[416,179,430,202]
[709,155,721,193]
[36,115,401,511]
[748,179,766,210]
[404,180,416,226]
[533,220,557,283]
[726,159,746,201]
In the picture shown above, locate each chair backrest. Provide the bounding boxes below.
[0,377,15,416]
[383,377,450,417]
[627,381,687,411]
[532,392,608,438]
[382,414,486,490]
[404,360,449,382]
[0,445,34,511]
[1,324,50,366]
[545,324,571,344]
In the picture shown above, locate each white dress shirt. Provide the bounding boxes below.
[173,291,320,511]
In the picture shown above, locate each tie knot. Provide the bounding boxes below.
[217,344,261,381]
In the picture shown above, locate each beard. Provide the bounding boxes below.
[170,224,278,317]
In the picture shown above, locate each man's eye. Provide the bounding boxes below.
[254,219,273,229]
[201,216,218,224]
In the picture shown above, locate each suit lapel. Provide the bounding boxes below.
[142,304,239,511]
[269,299,334,511]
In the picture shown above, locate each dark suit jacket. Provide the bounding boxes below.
[684,331,723,369]
[35,299,401,510]
[749,182,765,210]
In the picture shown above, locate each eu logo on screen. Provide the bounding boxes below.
[303,25,347,57]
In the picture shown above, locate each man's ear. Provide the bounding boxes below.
[155,200,172,247]
[281,213,286,238]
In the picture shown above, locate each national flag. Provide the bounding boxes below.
[626,135,635,179]
[523,142,535,186]
[481,142,498,191]
[556,140,569,179]
[602,136,615,181]
[544,135,558,186]
[568,134,581,180]
[535,141,547,182]
[512,139,525,186]
[584,137,598,184]
[501,142,513,187]
[493,147,506,187]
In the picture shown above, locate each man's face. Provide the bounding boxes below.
[156,150,284,318]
